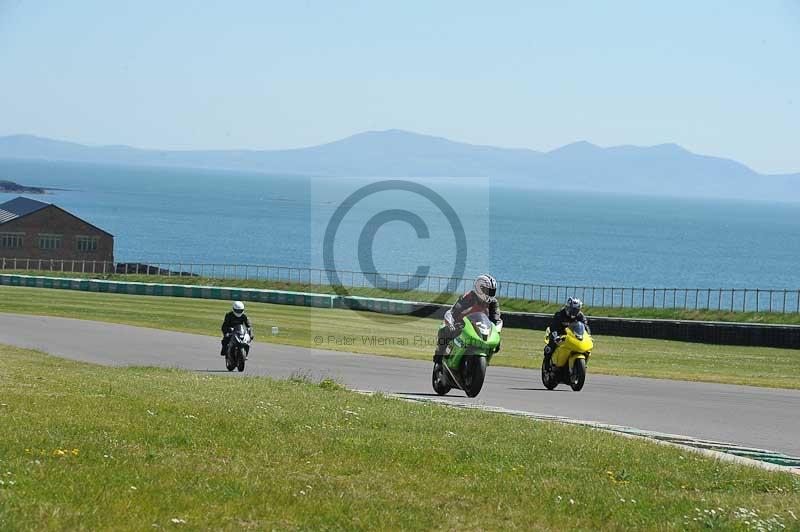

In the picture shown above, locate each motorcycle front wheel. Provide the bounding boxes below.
[236,348,246,372]
[225,351,236,372]
[570,358,586,391]
[463,356,487,398]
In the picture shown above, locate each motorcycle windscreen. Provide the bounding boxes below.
[466,312,493,340]
[569,321,586,340]
[234,324,247,337]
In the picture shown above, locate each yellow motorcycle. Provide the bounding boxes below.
[542,322,593,391]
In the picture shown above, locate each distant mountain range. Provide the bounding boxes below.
[1,130,797,201]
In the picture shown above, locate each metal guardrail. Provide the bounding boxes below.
[1,257,799,314]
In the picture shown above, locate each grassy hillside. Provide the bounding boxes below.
[1,345,798,530]
[1,285,799,389]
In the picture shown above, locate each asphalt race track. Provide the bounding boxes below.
[2,313,799,456]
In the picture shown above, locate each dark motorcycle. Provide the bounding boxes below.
[225,324,252,372]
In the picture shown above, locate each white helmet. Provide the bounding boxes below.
[232,301,245,317]
[474,274,498,303]
[566,297,582,319]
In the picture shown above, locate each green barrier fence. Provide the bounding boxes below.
[0,274,336,309]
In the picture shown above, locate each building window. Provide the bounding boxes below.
[38,234,62,250]
[0,233,24,249]
[76,235,99,252]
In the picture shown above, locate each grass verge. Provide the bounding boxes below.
[1,345,798,530]
[1,285,799,389]
[3,269,800,325]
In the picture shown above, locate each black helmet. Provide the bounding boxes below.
[566,297,582,319]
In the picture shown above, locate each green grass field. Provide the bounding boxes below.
[1,285,799,389]
[1,345,798,530]
[4,269,800,325]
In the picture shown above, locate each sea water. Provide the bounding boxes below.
[1,158,798,289]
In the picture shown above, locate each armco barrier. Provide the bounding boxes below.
[335,295,446,317]
[8,257,799,313]
[501,312,800,349]
[0,274,335,309]
[2,274,799,349]
[335,294,800,349]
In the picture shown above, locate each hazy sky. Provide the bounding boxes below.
[1,1,798,173]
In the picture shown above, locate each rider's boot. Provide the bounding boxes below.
[433,343,446,364]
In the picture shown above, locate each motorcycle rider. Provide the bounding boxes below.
[220,301,254,356]
[544,297,589,367]
[433,274,503,364]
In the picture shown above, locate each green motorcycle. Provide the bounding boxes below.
[432,312,502,398]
